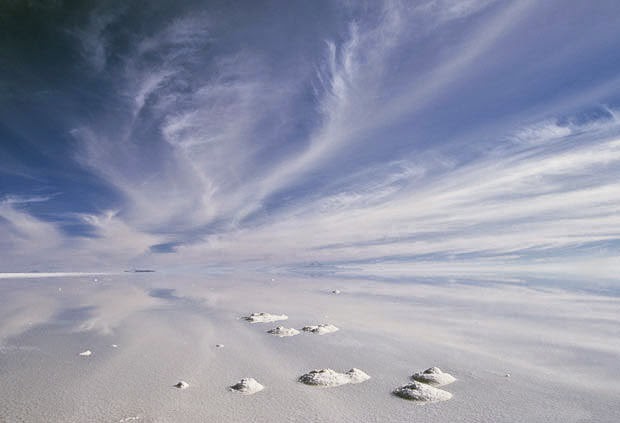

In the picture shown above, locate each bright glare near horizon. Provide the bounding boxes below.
[2,1,620,282]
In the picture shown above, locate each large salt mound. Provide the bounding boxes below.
[298,368,370,387]
[243,312,288,323]
[411,367,456,387]
[229,378,264,395]
[393,381,453,402]
[267,326,300,337]
[301,324,339,335]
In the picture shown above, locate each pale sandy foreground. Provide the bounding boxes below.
[0,272,619,422]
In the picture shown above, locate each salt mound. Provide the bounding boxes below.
[411,367,456,387]
[216,344,224,348]
[174,381,189,389]
[393,381,452,402]
[332,290,341,294]
[78,350,92,356]
[299,368,370,387]
[243,312,288,323]
[229,378,264,395]
[302,324,339,335]
[267,326,300,337]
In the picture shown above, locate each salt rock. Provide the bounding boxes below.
[411,367,456,387]
[267,326,300,337]
[302,324,339,335]
[393,381,452,402]
[299,368,370,387]
[243,312,288,323]
[229,378,264,395]
[174,381,189,389]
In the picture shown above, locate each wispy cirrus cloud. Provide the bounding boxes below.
[2,0,620,285]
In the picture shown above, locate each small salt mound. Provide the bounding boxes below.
[299,368,370,387]
[78,350,92,356]
[411,367,456,387]
[302,324,339,335]
[393,381,452,402]
[332,290,341,294]
[229,378,264,395]
[216,344,224,348]
[267,326,300,337]
[243,312,288,323]
[174,381,189,389]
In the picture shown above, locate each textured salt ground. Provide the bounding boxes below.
[298,368,370,387]
[229,378,264,395]
[393,381,453,402]
[1,273,619,423]
[411,367,456,387]
[267,326,300,337]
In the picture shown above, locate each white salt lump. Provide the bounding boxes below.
[174,381,189,389]
[267,326,300,337]
[411,367,456,387]
[243,312,288,323]
[301,324,339,335]
[299,368,370,387]
[229,378,264,395]
[393,381,453,402]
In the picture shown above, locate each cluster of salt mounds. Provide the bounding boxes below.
[267,326,300,337]
[393,381,452,402]
[299,368,370,387]
[174,381,189,389]
[229,378,264,395]
[243,312,288,323]
[302,324,339,335]
[411,367,456,387]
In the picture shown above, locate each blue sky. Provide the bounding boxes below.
[2,0,620,280]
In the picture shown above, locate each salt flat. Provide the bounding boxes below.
[0,272,618,422]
